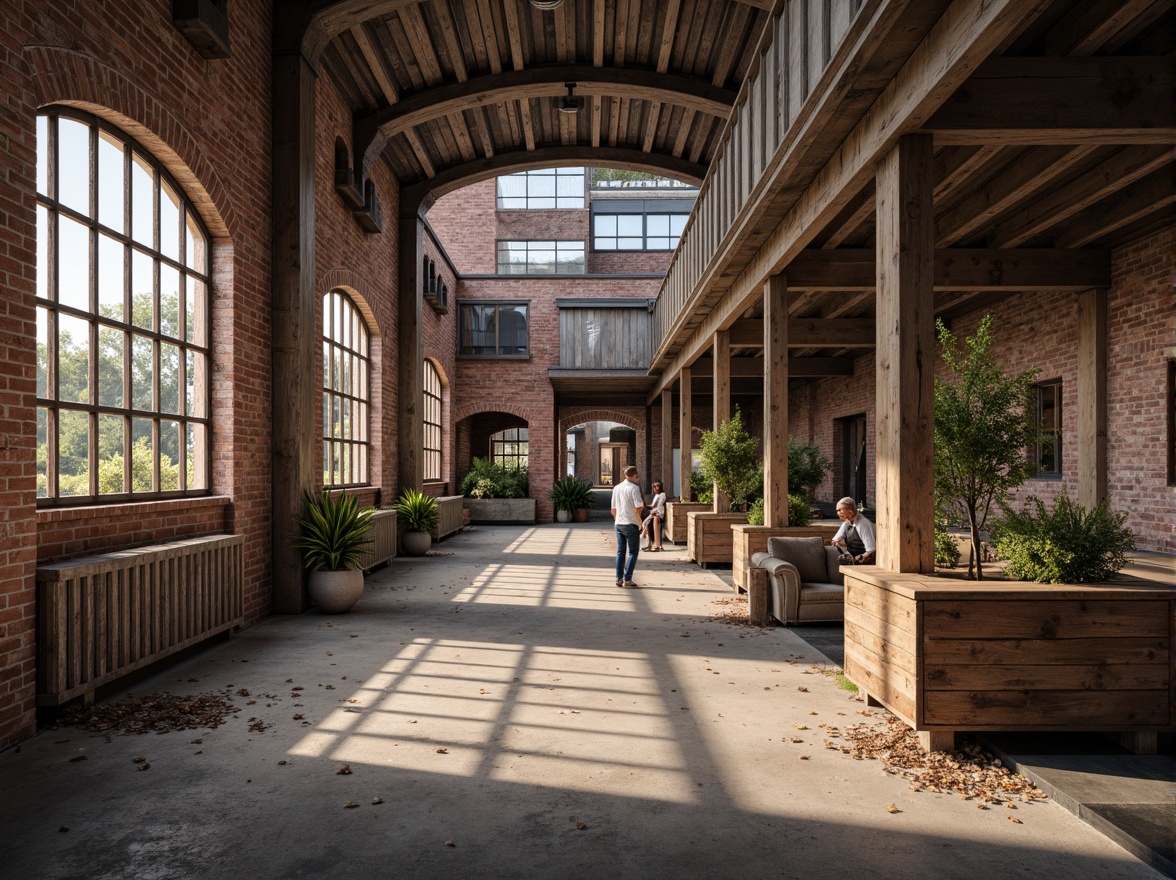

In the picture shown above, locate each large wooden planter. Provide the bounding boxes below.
[843,569,1175,753]
[732,523,840,592]
[685,512,746,567]
[464,498,537,524]
[665,502,710,544]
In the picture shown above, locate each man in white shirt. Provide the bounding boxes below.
[831,496,876,564]
[610,465,645,588]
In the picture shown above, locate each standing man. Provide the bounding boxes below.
[611,465,645,588]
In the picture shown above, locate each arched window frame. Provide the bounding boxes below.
[322,290,371,488]
[35,107,212,505]
[423,360,442,482]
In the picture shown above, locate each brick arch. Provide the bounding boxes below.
[454,402,532,425]
[25,45,235,238]
[424,356,449,390]
[322,267,380,335]
[558,408,641,434]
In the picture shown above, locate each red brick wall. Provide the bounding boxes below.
[423,228,459,494]
[426,180,498,274]
[588,250,673,275]
[0,0,279,750]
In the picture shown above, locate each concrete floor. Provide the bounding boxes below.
[1,523,1168,879]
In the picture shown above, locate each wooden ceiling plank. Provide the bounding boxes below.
[447,111,477,162]
[924,57,1175,146]
[590,94,602,147]
[991,146,1172,247]
[554,0,571,64]
[934,146,1097,246]
[672,107,695,158]
[501,0,527,71]
[932,144,1003,202]
[1101,0,1172,53]
[520,98,537,151]
[687,115,712,165]
[592,0,605,67]
[642,102,661,153]
[822,183,876,248]
[613,0,630,67]
[403,129,436,178]
[656,0,682,74]
[431,0,469,83]
[474,0,503,75]
[350,23,401,105]
[473,106,495,158]
[1054,168,1176,248]
[399,4,444,86]
[635,0,657,65]
[711,2,751,88]
[607,95,621,147]
[1040,0,1157,56]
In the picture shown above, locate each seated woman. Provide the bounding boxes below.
[831,496,875,564]
[641,481,667,551]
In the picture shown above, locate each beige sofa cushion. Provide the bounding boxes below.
[767,536,826,584]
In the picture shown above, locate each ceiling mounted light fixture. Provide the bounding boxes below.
[529,0,565,10]
[560,82,580,114]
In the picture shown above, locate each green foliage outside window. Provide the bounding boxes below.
[460,457,529,499]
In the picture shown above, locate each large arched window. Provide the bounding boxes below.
[322,290,370,487]
[423,360,442,482]
[35,109,211,503]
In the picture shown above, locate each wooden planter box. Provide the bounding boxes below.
[842,569,1175,753]
[464,498,537,524]
[665,502,710,544]
[732,523,840,592]
[685,512,746,567]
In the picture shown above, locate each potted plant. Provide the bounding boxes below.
[290,491,374,614]
[550,476,594,522]
[395,488,439,556]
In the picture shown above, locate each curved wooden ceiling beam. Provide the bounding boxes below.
[404,147,705,216]
[357,66,737,175]
[303,0,421,63]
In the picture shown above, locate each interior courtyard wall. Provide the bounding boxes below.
[0,0,277,749]
[315,73,402,507]
[426,180,497,274]
[422,231,460,495]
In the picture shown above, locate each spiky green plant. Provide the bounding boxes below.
[394,488,440,533]
[290,491,374,571]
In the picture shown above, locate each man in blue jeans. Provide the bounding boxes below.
[610,465,645,588]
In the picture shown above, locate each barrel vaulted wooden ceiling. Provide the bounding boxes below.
[315,0,771,206]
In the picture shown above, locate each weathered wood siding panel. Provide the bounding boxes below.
[559,306,652,369]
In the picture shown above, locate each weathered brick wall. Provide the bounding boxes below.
[588,250,673,275]
[426,180,497,274]
[0,0,278,749]
[423,228,460,495]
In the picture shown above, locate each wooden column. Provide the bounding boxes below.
[763,275,789,526]
[398,214,424,495]
[660,388,673,490]
[875,134,935,573]
[1077,288,1108,508]
[712,329,731,513]
[679,367,692,499]
[271,36,317,613]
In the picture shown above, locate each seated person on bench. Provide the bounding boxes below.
[831,496,875,564]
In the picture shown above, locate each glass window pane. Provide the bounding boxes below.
[97,325,124,408]
[160,420,180,490]
[36,115,48,197]
[132,334,153,410]
[618,237,643,250]
[57,313,90,404]
[130,153,154,247]
[594,215,617,236]
[160,342,180,414]
[58,118,90,217]
[186,277,206,345]
[131,249,154,329]
[37,206,49,300]
[670,215,688,235]
[131,417,153,492]
[57,215,90,311]
[647,215,669,236]
[36,308,48,398]
[159,264,180,338]
[98,414,124,495]
[159,182,181,262]
[185,214,207,273]
[58,409,89,497]
[36,407,48,498]
[618,216,643,236]
[187,422,206,489]
[186,350,202,417]
[97,131,125,233]
[97,234,125,321]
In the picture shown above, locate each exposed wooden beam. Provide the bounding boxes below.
[778,248,1112,291]
[923,57,1175,145]
[1077,288,1108,509]
[350,23,399,104]
[501,0,526,71]
[989,146,1171,247]
[403,128,436,178]
[1054,167,1175,248]
[932,145,1003,201]
[763,275,789,527]
[1039,0,1158,57]
[678,366,692,498]
[592,0,605,68]
[432,0,469,83]
[686,356,853,379]
[656,0,682,74]
[590,95,602,147]
[643,103,661,153]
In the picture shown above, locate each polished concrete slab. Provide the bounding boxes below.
[0,523,1168,879]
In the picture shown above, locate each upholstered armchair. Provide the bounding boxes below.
[750,535,845,625]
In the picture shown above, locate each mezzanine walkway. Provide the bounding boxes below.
[0,523,1167,879]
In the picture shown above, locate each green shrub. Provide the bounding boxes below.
[460,458,529,499]
[393,488,439,532]
[992,494,1135,584]
[549,476,593,512]
[787,438,831,500]
[934,526,961,568]
[746,494,811,527]
[290,492,374,571]
[688,469,712,504]
[698,409,761,510]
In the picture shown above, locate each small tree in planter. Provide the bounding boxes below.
[787,438,831,501]
[992,494,1135,583]
[395,488,439,556]
[698,409,761,512]
[934,315,1038,579]
[290,492,374,613]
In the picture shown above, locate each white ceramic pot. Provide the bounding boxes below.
[402,530,432,556]
[308,568,364,614]
[556,509,572,523]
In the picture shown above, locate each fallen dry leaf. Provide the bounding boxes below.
[885,804,900,813]
[445,840,456,848]
[1008,816,1022,824]
[343,801,359,809]
[576,822,588,830]
[371,796,384,805]
[436,748,449,754]
[336,764,352,775]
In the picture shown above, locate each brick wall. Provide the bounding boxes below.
[426,180,497,274]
